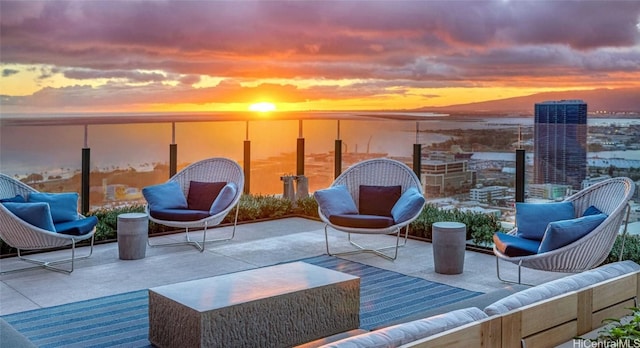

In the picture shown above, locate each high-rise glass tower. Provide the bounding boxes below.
[534,100,588,190]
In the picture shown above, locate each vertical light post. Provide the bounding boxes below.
[169,122,177,178]
[81,125,90,215]
[334,120,342,178]
[243,121,251,194]
[413,121,422,180]
[296,119,304,176]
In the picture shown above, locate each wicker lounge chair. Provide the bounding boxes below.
[0,174,96,274]
[316,158,425,260]
[494,177,635,284]
[144,157,244,252]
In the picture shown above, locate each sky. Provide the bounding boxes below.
[1,0,640,114]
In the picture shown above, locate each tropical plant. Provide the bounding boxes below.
[593,307,640,345]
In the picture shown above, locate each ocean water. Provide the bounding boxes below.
[1,113,638,194]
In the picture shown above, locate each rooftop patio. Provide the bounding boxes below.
[0,217,568,317]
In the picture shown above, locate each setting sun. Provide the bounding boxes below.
[249,102,276,112]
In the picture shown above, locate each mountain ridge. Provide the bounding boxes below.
[415,87,640,114]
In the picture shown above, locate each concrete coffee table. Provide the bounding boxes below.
[149,261,360,347]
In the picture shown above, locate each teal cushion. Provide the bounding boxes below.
[209,182,238,215]
[142,181,188,211]
[55,216,98,235]
[28,192,79,223]
[515,202,575,241]
[2,202,55,232]
[359,185,401,217]
[1,195,26,203]
[187,181,226,211]
[314,185,358,217]
[391,187,425,224]
[493,232,541,257]
[538,213,608,253]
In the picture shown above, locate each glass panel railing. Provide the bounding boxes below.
[1,114,637,219]
[0,123,83,194]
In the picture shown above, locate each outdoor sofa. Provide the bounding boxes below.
[305,260,640,348]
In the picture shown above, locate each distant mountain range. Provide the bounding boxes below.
[416,87,640,114]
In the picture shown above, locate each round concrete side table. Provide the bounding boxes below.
[117,213,149,260]
[432,222,467,274]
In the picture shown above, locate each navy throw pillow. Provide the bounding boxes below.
[359,185,401,217]
[187,181,226,211]
[582,205,603,217]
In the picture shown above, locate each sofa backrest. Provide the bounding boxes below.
[318,307,488,348]
[484,260,640,316]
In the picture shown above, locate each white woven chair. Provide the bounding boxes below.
[146,157,244,252]
[318,158,425,260]
[495,177,635,284]
[0,174,96,274]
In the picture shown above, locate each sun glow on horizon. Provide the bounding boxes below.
[249,102,277,112]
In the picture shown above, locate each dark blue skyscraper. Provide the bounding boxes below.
[534,100,588,190]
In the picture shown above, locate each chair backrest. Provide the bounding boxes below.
[332,158,422,210]
[561,177,635,267]
[169,157,245,202]
[0,173,38,200]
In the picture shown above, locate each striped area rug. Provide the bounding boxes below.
[2,255,481,347]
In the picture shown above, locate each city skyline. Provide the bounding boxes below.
[1,1,640,114]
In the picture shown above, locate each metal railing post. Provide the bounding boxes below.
[169,122,177,178]
[81,125,90,214]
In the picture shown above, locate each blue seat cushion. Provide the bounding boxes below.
[2,202,56,232]
[359,185,401,217]
[314,185,358,217]
[55,216,98,235]
[187,181,226,211]
[329,214,395,229]
[142,181,188,211]
[493,232,541,257]
[209,182,238,215]
[28,192,79,223]
[149,209,210,222]
[515,202,575,241]
[538,213,608,253]
[391,187,425,224]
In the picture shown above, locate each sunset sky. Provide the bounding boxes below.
[1,0,639,113]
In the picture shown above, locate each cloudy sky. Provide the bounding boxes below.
[1,0,639,113]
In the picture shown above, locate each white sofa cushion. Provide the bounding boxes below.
[484,260,640,316]
[318,307,487,348]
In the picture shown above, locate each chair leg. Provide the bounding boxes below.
[325,225,408,261]
[495,257,533,286]
[148,223,235,252]
[4,236,95,274]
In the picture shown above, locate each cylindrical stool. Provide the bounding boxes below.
[432,222,466,274]
[117,213,149,260]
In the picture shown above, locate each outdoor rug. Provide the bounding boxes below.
[2,255,482,347]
